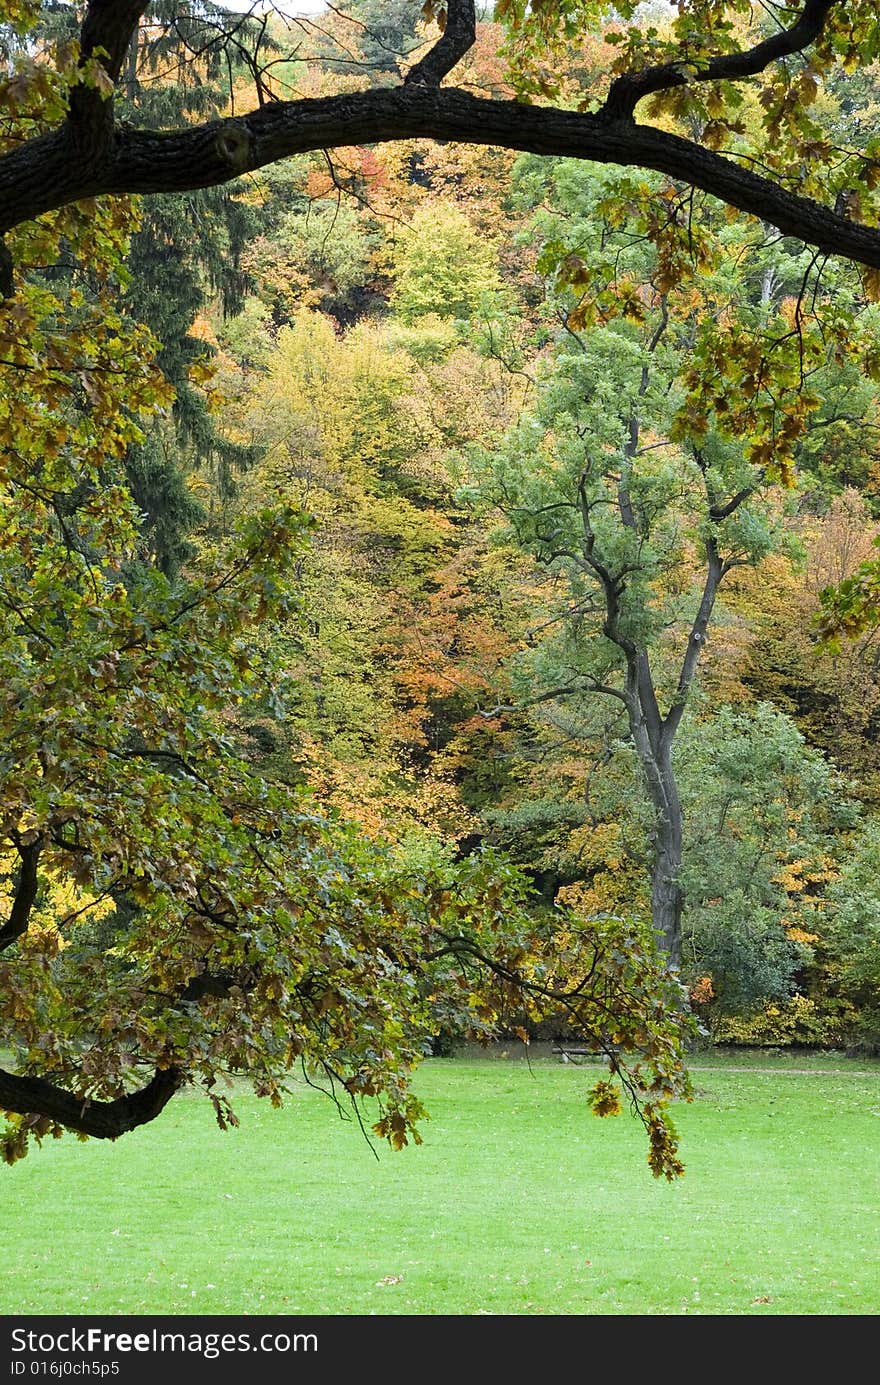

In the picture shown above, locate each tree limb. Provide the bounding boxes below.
[478,674,631,720]
[709,485,759,523]
[661,536,725,746]
[404,0,476,87]
[0,1064,183,1138]
[67,1,149,161]
[661,464,757,744]
[0,238,12,298]
[3,86,880,268]
[603,0,840,119]
[0,838,42,953]
[79,0,151,83]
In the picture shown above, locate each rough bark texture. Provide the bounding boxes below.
[0,1065,183,1138]
[1,0,879,269]
[405,0,476,86]
[3,89,880,269]
[67,0,149,155]
[648,756,685,969]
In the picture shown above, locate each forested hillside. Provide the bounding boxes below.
[2,0,880,1177]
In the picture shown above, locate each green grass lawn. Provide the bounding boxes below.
[3,1053,878,1316]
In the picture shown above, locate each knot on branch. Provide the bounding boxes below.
[215,122,251,171]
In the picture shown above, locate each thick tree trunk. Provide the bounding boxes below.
[625,548,725,971]
[626,700,684,968]
[647,755,684,970]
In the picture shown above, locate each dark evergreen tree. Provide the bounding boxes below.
[32,3,272,571]
[118,3,273,571]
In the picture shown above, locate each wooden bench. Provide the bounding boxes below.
[552,1044,602,1063]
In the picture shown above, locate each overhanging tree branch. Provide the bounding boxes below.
[0,1064,183,1139]
[602,0,840,119]
[3,48,880,268]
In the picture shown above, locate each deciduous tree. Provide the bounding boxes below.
[0,177,692,1174]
